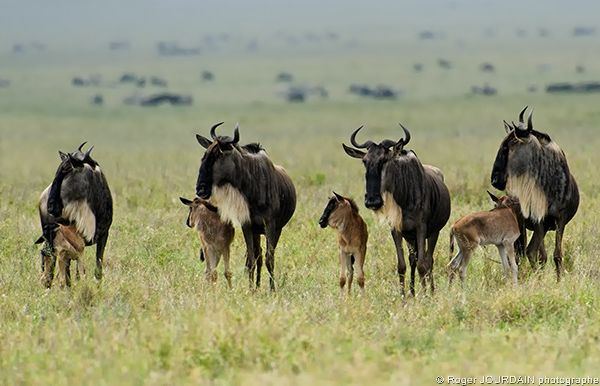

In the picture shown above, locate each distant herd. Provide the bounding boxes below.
[35,106,579,295]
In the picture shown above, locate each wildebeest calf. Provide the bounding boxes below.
[180,197,235,286]
[319,192,368,294]
[36,223,85,288]
[448,192,521,286]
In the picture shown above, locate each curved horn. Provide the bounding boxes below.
[527,109,534,131]
[518,106,528,123]
[84,145,94,159]
[209,122,225,140]
[78,141,87,152]
[232,123,240,144]
[350,125,373,149]
[399,123,411,146]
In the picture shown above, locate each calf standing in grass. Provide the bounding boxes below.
[449,192,521,286]
[319,192,368,294]
[35,223,85,288]
[180,197,235,286]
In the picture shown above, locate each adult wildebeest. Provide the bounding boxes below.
[449,192,521,286]
[342,125,451,296]
[491,107,579,280]
[195,123,296,290]
[38,143,113,287]
[319,192,368,295]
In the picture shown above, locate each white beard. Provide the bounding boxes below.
[209,184,251,227]
[507,174,548,223]
[374,191,403,231]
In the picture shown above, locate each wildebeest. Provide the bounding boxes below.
[91,94,104,106]
[139,93,192,106]
[150,76,167,87]
[319,192,368,294]
[342,125,451,295]
[195,123,296,290]
[180,197,235,286]
[491,107,579,279]
[35,222,86,288]
[38,143,113,286]
[438,59,452,69]
[201,71,214,81]
[480,63,495,72]
[448,192,521,286]
[276,72,294,82]
[471,84,497,96]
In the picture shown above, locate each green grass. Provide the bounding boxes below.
[1,34,600,385]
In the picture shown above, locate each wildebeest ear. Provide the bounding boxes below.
[59,151,68,161]
[332,191,344,202]
[34,236,45,244]
[487,190,500,204]
[179,197,193,206]
[195,134,212,149]
[503,120,512,133]
[342,143,366,159]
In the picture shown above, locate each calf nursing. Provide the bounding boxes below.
[319,192,368,294]
[180,197,235,286]
[449,192,521,285]
[36,223,85,288]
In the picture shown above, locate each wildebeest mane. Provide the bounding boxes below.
[383,150,426,212]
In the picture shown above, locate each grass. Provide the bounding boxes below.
[1,30,600,385]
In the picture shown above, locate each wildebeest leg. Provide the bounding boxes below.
[75,259,85,280]
[355,249,366,295]
[95,232,109,280]
[57,254,69,288]
[515,224,527,265]
[204,246,218,283]
[526,224,546,270]
[496,244,512,283]
[242,224,256,288]
[253,232,262,288]
[223,248,232,289]
[405,239,417,296]
[415,226,429,294]
[345,254,354,295]
[538,239,548,268]
[41,251,56,288]
[338,250,347,295]
[265,226,282,291]
[505,242,518,286]
[554,219,566,281]
[391,230,406,297]
[425,232,439,293]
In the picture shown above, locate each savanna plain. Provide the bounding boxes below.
[1,25,600,385]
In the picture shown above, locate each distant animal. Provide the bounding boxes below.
[448,192,521,286]
[38,143,113,287]
[438,59,452,69]
[276,72,293,82]
[0,78,10,88]
[139,93,192,106]
[342,125,451,296]
[35,222,85,288]
[413,63,424,72]
[471,84,497,96]
[491,107,579,280]
[180,197,235,286]
[195,123,296,290]
[201,71,215,81]
[319,192,368,294]
[480,63,495,72]
[91,94,103,105]
[150,76,167,87]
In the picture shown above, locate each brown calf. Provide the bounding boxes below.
[449,192,521,286]
[180,197,235,286]
[36,224,86,288]
[319,192,368,294]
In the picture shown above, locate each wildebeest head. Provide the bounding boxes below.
[491,106,552,190]
[195,122,240,199]
[342,124,411,210]
[318,191,359,228]
[487,190,520,211]
[179,196,218,228]
[47,142,96,217]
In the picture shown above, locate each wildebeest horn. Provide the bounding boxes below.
[527,110,534,131]
[232,123,240,144]
[398,123,411,146]
[518,106,528,123]
[350,125,373,149]
[210,122,225,140]
[78,142,87,151]
[84,145,94,159]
